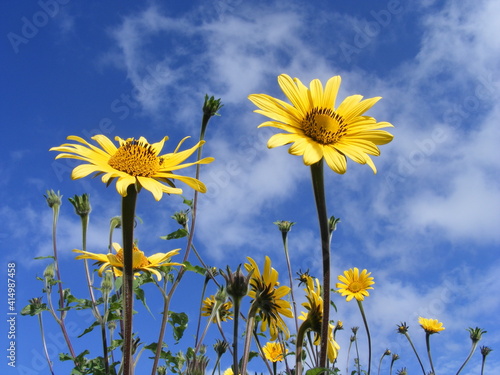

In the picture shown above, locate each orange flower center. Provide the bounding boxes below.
[348,281,363,293]
[302,107,347,145]
[115,246,150,268]
[108,140,161,177]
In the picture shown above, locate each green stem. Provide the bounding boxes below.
[81,214,110,374]
[232,298,241,375]
[357,301,372,375]
[296,320,311,375]
[240,304,257,375]
[354,334,361,375]
[425,333,436,375]
[403,332,426,375]
[345,339,352,375]
[49,204,77,363]
[37,313,55,375]
[310,160,331,369]
[151,112,213,375]
[455,342,478,375]
[281,231,300,335]
[122,185,138,375]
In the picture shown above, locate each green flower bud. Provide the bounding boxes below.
[44,190,62,208]
[274,220,295,233]
[68,193,91,217]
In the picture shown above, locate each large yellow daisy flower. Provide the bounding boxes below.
[248,74,394,174]
[73,243,183,281]
[418,317,445,334]
[50,135,214,201]
[299,277,340,361]
[244,256,293,340]
[336,267,375,302]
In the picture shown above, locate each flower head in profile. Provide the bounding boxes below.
[336,267,374,301]
[244,256,293,340]
[248,74,394,174]
[201,295,233,322]
[418,317,445,334]
[262,341,288,362]
[73,243,183,281]
[50,135,214,201]
[299,276,340,361]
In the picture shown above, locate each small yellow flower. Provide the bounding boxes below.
[262,341,288,362]
[73,243,183,281]
[418,317,445,334]
[51,135,214,201]
[201,295,233,322]
[248,74,394,174]
[336,267,374,301]
[299,277,340,361]
[244,256,293,340]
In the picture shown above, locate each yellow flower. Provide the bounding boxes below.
[201,295,233,322]
[262,341,288,362]
[50,135,214,201]
[244,256,293,340]
[336,267,374,301]
[73,243,183,281]
[248,74,394,174]
[299,277,340,361]
[418,317,445,334]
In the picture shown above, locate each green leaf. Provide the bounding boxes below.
[34,255,55,260]
[168,311,189,342]
[160,228,188,240]
[183,261,206,276]
[306,368,336,375]
[78,321,100,338]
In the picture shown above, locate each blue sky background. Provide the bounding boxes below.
[1,0,499,374]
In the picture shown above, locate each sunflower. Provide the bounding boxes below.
[201,295,233,322]
[262,341,288,362]
[244,256,293,340]
[299,277,340,361]
[73,243,183,281]
[50,135,214,201]
[248,74,394,174]
[418,317,445,334]
[336,267,375,301]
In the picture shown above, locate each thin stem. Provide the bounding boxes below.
[37,313,55,375]
[281,230,300,335]
[346,339,353,375]
[48,203,77,363]
[354,334,361,375]
[357,301,372,375]
[310,160,331,368]
[231,298,241,375]
[240,305,257,375]
[455,342,478,375]
[151,110,214,375]
[425,333,436,375]
[403,332,426,375]
[122,186,138,375]
[296,320,311,375]
[81,214,110,374]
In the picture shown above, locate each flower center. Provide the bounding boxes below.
[115,247,150,268]
[301,107,347,145]
[348,281,363,293]
[108,140,161,177]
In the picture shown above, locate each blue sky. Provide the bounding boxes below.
[1,0,499,374]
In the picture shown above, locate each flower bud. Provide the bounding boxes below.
[68,193,91,217]
[44,190,62,208]
[274,220,295,233]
